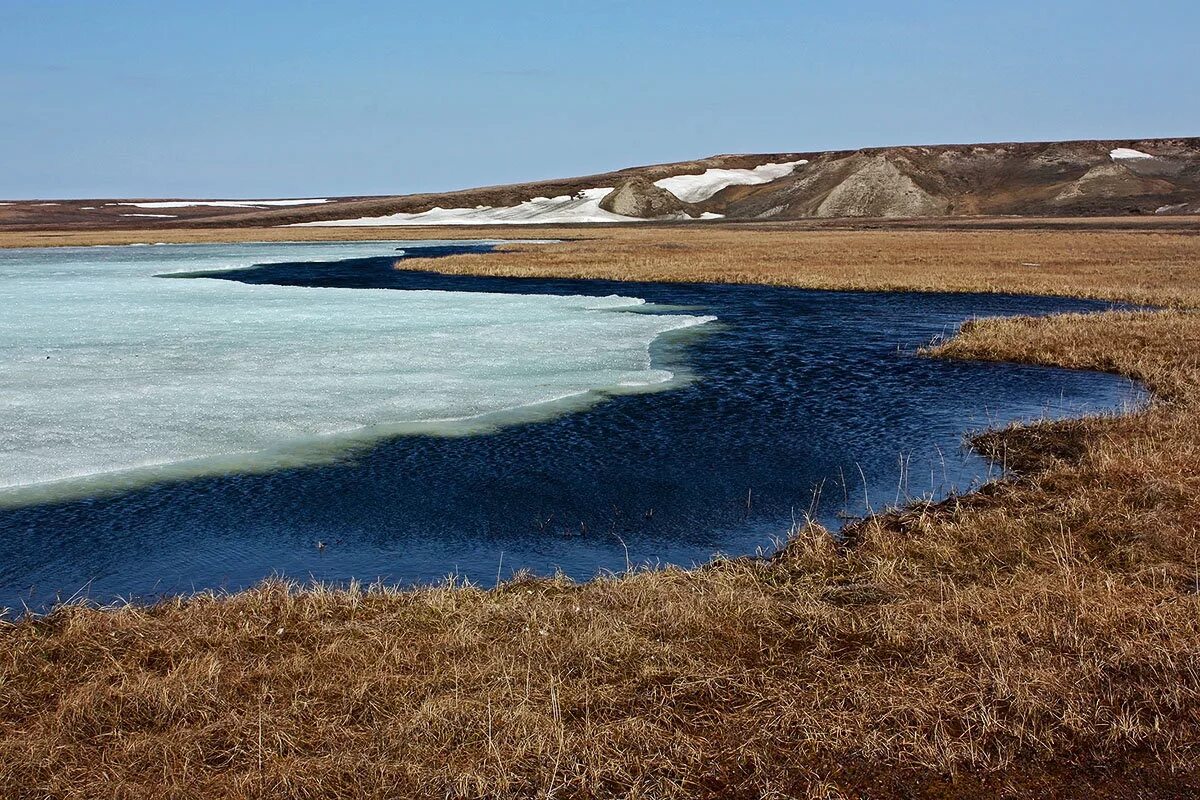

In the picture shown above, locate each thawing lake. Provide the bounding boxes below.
[0,241,1142,610]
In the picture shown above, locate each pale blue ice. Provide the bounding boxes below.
[0,242,714,493]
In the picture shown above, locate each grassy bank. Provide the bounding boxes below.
[1,224,1199,798]
[422,225,1200,307]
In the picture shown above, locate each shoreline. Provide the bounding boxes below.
[0,255,1135,602]
[5,218,1197,308]
[2,213,1199,248]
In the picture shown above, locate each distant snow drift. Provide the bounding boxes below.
[0,243,714,493]
[653,160,808,203]
[1110,148,1155,161]
[112,199,331,209]
[294,188,721,227]
[295,160,806,226]
[297,189,644,226]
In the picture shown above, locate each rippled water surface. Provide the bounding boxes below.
[0,243,1142,609]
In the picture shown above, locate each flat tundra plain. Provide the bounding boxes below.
[1,219,1199,799]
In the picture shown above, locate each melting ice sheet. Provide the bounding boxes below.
[0,242,714,495]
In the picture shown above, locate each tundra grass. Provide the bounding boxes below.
[1,224,1199,798]
[6,220,1197,304]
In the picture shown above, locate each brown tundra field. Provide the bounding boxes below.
[1,219,1199,799]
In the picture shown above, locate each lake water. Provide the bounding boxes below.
[0,241,1142,610]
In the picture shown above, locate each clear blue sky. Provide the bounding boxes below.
[2,0,1196,199]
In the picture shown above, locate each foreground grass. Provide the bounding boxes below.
[2,226,1199,798]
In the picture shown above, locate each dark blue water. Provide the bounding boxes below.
[0,246,1141,610]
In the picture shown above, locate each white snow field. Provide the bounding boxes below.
[111,199,331,209]
[653,160,808,203]
[294,189,721,227]
[1110,148,1155,161]
[0,242,713,496]
[294,161,806,227]
[297,189,634,226]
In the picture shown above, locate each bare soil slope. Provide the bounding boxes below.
[715,138,1200,219]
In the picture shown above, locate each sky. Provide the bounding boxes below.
[1,0,1197,199]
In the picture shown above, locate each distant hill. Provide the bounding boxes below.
[3,138,1198,229]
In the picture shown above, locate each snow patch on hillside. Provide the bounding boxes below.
[112,199,331,209]
[1110,148,1155,161]
[283,160,808,226]
[654,160,808,203]
[294,188,722,226]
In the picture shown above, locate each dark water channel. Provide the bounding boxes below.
[0,245,1142,610]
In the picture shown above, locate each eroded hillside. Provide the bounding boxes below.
[3,138,1197,229]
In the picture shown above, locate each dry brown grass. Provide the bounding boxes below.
[2,218,1198,301]
[2,225,1200,798]
[10,219,1197,304]
[425,225,1200,307]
